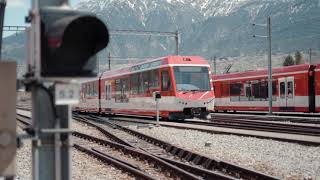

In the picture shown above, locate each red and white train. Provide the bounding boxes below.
[74,56,215,120]
[212,64,320,113]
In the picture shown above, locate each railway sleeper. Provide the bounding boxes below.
[77,115,278,180]
[73,132,201,180]
[74,144,155,180]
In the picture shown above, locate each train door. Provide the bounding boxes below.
[105,81,112,101]
[103,81,112,113]
[121,78,129,103]
[279,77,295,110]
[161,69,172,94]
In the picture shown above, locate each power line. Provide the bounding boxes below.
[2,25,180,54]
[272,34,320,45]
[3,25,179,37]
[109,29,177,37]
[3,25,28,32]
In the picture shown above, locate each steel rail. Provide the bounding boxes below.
[184,119,320,136]
[17,111,202,180]
[73,132,202,180]
[77,114,279,180]
[73,144,156,180]
[73,116,234,180]
[211,113,320,124]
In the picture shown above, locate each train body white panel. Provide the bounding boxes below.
[77,99,99,111]
[215,96,309,108]
[100,96,214,112]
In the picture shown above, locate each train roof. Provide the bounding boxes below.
[100,56,209,79]
[77,76,101,84]
[212,64,312,82]
[315,64,320,69]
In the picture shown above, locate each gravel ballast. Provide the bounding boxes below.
[15,127,133,180]
[131,126,320,179]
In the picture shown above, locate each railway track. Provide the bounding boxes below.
[16,112,203,179]
[81,113,320,146]
[184,119,320,136]
[211,113,320,124]
[73,113,278,180]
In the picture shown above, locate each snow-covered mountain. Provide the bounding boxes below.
[74,0,320,58]
[3,0,320,71]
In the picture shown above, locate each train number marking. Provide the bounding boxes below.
[55,83,80,105]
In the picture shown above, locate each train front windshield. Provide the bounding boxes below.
[174,66,211,91]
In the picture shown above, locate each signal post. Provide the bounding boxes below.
[26,0,109,180]
[0,1,17,180]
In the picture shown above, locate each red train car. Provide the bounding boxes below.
[75,56,215,120]
[212,64,318,113]
[76,78,100,113]
[314,64,320,112]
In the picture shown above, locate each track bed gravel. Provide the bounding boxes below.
[74,137,173,179]
[15,127,134,180]
[130,125,320,179]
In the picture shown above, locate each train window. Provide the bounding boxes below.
[84,84,87,96]
[87,84,90,96]
[288,81,293,99]
[122,78,129,91]
[108,84,112,100]
[252,81,267,100]
[89,83,93,96]
[280,82,285,99]
[245,86,252,98]
[142,71,150,93]
[272,81,277,95]
[115,79,122,102]
[115,79,129,102]
[131,73,139,95]
[252,82,260,99]
[174,67,210,91]
[91,82,96,96]
[162,71,171,91]
[105,82,112,100]
[92,83,95,96]
[139,73,144,94]
[260,81,267,100]
[94,82,98,96]
[230,83,242,96]
[150,70,159,88]
[87,83,90,96]
[105,82,109,100]
[122,78,129,102]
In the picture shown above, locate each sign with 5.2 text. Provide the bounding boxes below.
[55,83,80,105]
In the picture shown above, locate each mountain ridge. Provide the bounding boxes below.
[3,0,320,72]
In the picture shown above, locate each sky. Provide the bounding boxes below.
[4,0,80,37]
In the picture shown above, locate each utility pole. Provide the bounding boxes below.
[309,48,312,64]
[27,1,109,180]
[108,52,111,70]
[267,17,272,115]
[0,0,6,59]
[213,56,217,75]
[175,30,179,55]
[0,4,17,179]
[30,1,72,180]
[253,16,272,115]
